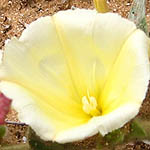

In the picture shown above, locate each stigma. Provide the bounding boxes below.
[82,94,101,117]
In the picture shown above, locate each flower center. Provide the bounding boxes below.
[82,95,101,117]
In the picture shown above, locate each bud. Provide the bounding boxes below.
[0,93,12,125]
[93,0,109,13]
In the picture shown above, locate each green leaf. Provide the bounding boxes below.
[96,129,125,150]
[129,120,146,139]
[104,129,124,145]
[28,127,65,150]
[0,126,6,138]
[29,140,65,150]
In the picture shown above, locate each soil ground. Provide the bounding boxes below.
[0,0,150,149]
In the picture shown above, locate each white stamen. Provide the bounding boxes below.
[82,95,100,116]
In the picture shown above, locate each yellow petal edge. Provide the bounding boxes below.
[0,9,149,143]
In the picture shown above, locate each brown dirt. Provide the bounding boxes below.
[0,0,150,149]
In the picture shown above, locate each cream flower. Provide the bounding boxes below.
[0,9,149,143]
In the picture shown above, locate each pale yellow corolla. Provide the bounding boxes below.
[0,9,149,143]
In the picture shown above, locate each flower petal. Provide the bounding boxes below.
[54,103,139,143]
[0,81,89,140]
[53,9,136,97]
[99,30,150,115]
[0,81,55,140]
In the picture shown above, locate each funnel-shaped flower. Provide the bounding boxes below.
[0,9,149,143]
